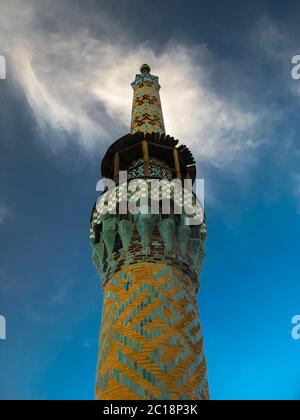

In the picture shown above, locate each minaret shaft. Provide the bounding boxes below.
[131,64,165,135]
[96,263,208,400]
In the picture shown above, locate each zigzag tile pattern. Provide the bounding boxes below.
[131,71,165,135]
[96,262,209,400]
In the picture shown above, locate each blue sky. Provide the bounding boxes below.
[0,0,300,400]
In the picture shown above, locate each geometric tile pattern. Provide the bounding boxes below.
[95,262,209,400]
[128,158,173,181]
[131,66,165,135]
[90,193,207,290]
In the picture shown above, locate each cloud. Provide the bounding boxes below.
[255,16,300,214]
[0,0,265,167]
[256,16,300,94]
[256,16,289,59]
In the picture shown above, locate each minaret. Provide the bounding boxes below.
[90,65,209,400]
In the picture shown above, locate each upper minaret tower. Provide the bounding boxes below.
[131,64,165,135]
[90,65,209,400]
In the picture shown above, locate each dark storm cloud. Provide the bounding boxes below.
[0,0,270,169]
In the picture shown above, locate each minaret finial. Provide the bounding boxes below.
[130,64,165,135]
[140,63,151,74]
